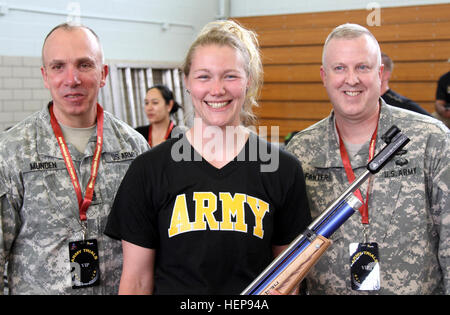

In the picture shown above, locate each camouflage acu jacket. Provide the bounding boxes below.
[0,104,149,294]
[286,101,449,295]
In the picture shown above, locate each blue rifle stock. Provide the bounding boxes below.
[241,126,410,295]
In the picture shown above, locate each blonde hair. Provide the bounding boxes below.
[182,20,263,126]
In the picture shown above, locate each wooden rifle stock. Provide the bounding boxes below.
[258,235,332,295]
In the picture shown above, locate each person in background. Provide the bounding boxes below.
[433,71,450,128]
[287,23,449,295]
[380,52,431,116]
[0,22,149,295]
[135,84,181,147]
[104,20,311,295]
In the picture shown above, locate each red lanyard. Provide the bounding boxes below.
[148,121,174,147]
[336,120,378,225]
[49,103,104,222]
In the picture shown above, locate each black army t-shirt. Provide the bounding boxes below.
[105,133,311,294]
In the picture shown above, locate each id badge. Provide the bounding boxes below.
[69,239,100,289]
[349,242,380,291]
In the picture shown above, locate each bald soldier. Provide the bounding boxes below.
[287,24,449,294]
[0,23,149,294]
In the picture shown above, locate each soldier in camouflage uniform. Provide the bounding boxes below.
[287,24,449,294]
[0,23,149,294]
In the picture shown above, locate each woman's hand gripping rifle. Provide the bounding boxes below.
[241,126,410,295]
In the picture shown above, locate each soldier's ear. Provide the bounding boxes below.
[41,66,50,90]
[100,64,108,88]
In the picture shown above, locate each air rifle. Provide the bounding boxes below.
[241,125,410,295]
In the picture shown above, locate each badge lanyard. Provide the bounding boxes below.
[49,103,104,227]
[148,120,174,147]
[338,113,382,291]
[335,119,378,228]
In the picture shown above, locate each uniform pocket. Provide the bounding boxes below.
[22,167,80,233]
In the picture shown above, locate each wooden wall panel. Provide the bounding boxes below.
[261,83,328,101]
[235,4,450,30]
[264,64,321,82]
[388,82,437,102]
[257,21,450,47]
[388,62,449,81]
[254,101,332,119]
[233,3,450,142]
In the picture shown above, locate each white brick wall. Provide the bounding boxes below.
[0,55,50,131]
